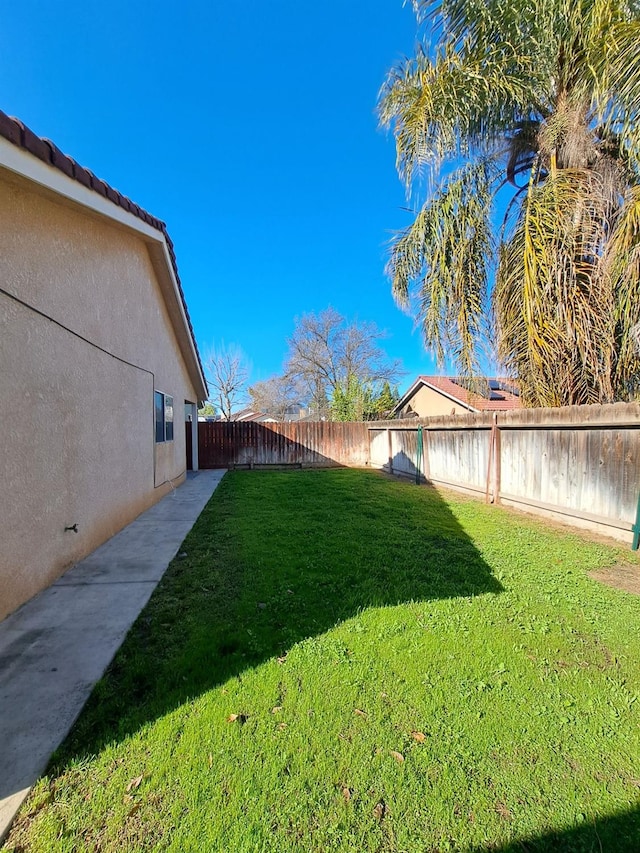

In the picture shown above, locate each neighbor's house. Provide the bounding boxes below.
[0,112,208,621]
[228,407,278,423]
[392,376,521,419]
[224,404,308,423]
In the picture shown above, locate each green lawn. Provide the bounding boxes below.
[5,469,640,852]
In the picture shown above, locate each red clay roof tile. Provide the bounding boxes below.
[18,120,52,164]
[44,139,74,178]
[0,111,21,146]
[71,159,92,187]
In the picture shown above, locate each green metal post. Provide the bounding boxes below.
[632,491,640,551]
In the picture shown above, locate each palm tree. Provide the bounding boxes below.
[379,0,640,406]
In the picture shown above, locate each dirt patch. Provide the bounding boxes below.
[590,563,640,596]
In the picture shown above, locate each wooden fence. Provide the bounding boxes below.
[197,403,640,545]
[197,421,370,469]
[370,403,640,545]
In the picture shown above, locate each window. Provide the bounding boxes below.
[155,391,174,442]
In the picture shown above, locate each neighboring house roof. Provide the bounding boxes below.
[393,375,521,416]
[0,110,207,400]
[234,408,262,421]
[227,408,276,422]
[229,404,308,423]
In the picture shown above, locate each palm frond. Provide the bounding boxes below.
[387,159,497,375]
[497,167,617,405]
[606,185,640,397]
[379,43,542,189]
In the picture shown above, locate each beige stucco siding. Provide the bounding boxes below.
[0,169,201,619]
[398,384,470,418]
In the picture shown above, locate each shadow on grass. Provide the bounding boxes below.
[51,468,502,768]
[471,804,640,851]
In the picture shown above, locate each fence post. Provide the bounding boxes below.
[387,428,393,475]
[423,426,430,482]
[485,416,495,504]
[483,413,503,504]
[493,415,501,504]
[416,427,423,485]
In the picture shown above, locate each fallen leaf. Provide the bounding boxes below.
[208,753,213,769]
[277,654,287,664]
[354,708,367,717]
[126,775,143,792]
[123,794,134,804]
[495,801,512,820]
[342,787,351,803]
[271,706,283,714]
[411,731,426,742]
[227,713,249,724]
[127,803,141,818]
[390,751,405,764]
[373,800,387,821]
[286,589,294,595]
[278,722,287,730]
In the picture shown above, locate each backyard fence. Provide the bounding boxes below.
[197,420,370,469]
[197,403,640,545]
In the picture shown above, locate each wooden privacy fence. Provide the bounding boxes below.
[197,403,640,545]
[370,402,640,545]
[197,420,370,469]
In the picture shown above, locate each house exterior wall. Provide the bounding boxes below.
[0,170,200,619]
[397,384,470,418]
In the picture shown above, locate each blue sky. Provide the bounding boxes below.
[0,1,441,394]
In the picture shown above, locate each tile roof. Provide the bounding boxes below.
[413,375,521,412]
[231,408,265,422]
[0,110,206,386]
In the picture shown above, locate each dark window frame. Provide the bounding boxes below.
[154,390,174,443]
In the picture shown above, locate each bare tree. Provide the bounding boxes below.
[205,344,250,421]
[284,308,403,417]
[249,375,305,421]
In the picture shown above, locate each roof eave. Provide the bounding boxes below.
[0,112,208,402]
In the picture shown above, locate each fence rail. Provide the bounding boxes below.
[197,403,640,545]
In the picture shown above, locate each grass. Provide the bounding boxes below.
[4,468,640,852]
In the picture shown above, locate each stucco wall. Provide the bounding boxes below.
[0,170,201,619]
[398,384,470,418]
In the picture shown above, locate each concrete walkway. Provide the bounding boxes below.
[0,469,226,842]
